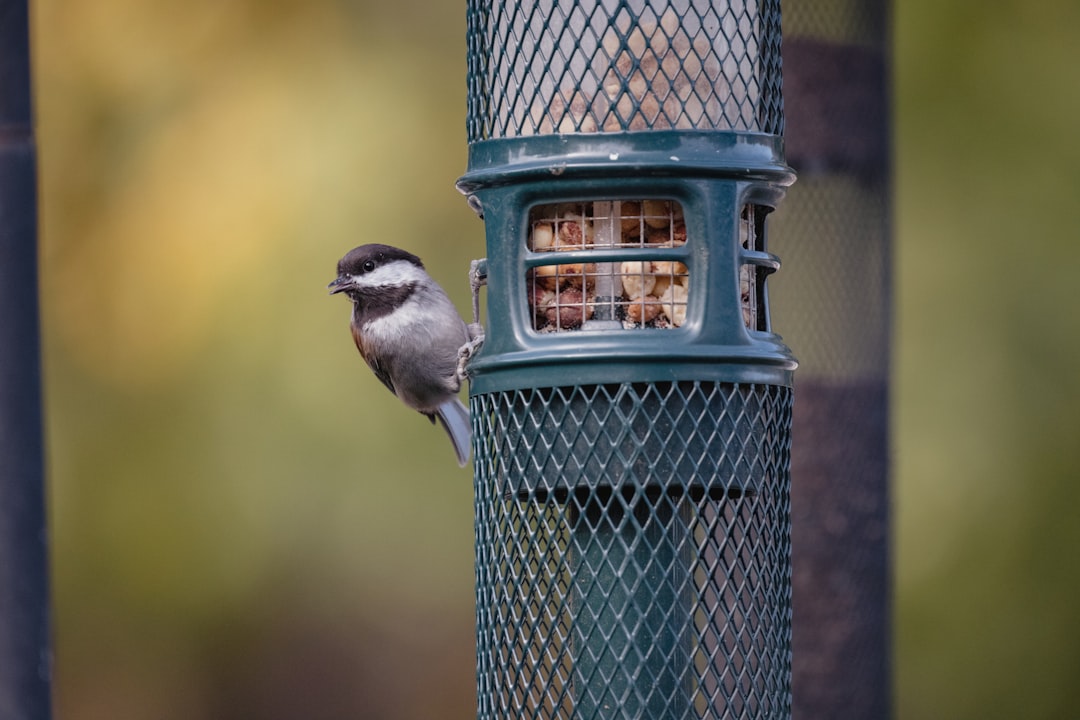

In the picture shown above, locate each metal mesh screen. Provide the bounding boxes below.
[465,0,784,140]
[473,381,793,719]
[525,200,771,333]
[526,199,692,332]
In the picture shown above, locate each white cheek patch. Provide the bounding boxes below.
[352,260,427,289]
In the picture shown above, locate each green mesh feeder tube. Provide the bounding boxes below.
[459,2,796,718]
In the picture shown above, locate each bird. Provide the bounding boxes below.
[329,244,472,467]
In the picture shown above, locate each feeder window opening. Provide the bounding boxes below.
[740,204,774,332]
[527,200,690,332]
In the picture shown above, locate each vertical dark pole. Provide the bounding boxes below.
[773,1,892,717]
[0,1,53,719]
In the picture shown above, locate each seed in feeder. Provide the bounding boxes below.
[652,260,689,284]
[530,263,560,291]
[651,260,672,297]
[742,303,755,329]
[651,260,689,297]
[741,290,755,328]
[638,93,664,128]
[566,92,598,134]
[671,220,687,246]
[545,92,598,134]
[659,284,689,327]
[617,202,639,241]
[740,267,755,328]
[546,286,593,329]
[628,69,649,106]
[556,215,591,249]
[642,200,670,228]
[620,260,656,299]
[620,201,642,234]
[531,223,555,252]
[652,274,671,299]
[626,296,662,324]
[556,220,583,248]
[529,283,557,319]
[560,262,597,289]
[652,259,689,276]
[528,276,556,331]
[646,227,673,245]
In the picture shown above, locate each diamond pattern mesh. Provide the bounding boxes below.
[473,381,793,719]
[466,0,784,141]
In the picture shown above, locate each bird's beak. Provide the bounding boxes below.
[327,276,352,295]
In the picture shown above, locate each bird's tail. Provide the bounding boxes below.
[435,398,471,468]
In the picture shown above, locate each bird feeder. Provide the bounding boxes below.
[458,1,796,717]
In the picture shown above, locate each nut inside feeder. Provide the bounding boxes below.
[527,199,765,332]
[527,200,690,332]
[740,204,757,330]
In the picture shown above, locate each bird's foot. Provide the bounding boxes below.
[457,327,485,383]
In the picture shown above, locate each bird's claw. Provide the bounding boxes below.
[457,329,485,384]
[459,258,488,384]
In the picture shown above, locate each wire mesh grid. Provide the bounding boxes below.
[527,200,689,332]
[769,177,888,376]
[466,0,784,140]
[473,381,793,719]
[527,200,772,333]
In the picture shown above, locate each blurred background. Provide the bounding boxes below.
[27,0,1079,718]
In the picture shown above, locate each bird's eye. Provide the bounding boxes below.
[362,260,376,273]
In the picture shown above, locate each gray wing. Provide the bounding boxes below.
[366,355,397,398]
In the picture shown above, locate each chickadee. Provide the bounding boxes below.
[329,244,472,467]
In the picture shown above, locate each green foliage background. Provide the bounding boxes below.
[29,0,1080,718]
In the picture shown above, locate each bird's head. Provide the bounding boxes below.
[328,244,427,302]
